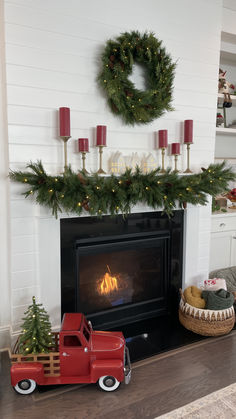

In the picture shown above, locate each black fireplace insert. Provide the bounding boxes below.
[61,211,183,330]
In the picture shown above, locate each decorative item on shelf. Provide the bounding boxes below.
[216,112,224,127]
[9,161,236,218]
[171,143,180,172]
[212,195,227,213]
[183,120,193,173]
[96,125,107,174]
[97,30,176,125]
[78,138,89,174]
[129,153,140,172]
[142,153,156,174]
[218,69,235,108]
[110,152,126,174]
[158,130,168,173]
[225,188,236,209]
[59,107,71,171]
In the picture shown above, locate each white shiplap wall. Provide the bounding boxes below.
[1,0,223,345]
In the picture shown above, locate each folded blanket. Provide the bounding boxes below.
[183,286,206,309]
[202,289,234,310]
[204,278,227,291]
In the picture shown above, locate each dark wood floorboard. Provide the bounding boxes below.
[2,333,236,419]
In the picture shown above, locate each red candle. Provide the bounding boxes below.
[158,130,168,148]
[59,107,70,137]
[96,125,107,146]
[184,120,193,143]
[171,143,180,155]
[78,138,89,152]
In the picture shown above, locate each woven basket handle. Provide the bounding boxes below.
[179,288,186,303]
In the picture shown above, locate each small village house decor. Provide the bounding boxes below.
[142,154,156,173]
[110,152,126,174]
[98,31,176,125]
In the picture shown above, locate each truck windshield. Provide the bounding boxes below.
[84,318,91,331]
[83,326,90,342]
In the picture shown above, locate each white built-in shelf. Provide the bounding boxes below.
[216,127,236,135]
[218,93,236,104]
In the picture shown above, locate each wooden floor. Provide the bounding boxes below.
[2,332,236,419]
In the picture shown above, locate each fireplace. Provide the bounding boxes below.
[61,210,183,330]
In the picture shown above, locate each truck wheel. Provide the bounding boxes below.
[14,379,37,395]
[98,375,120,392]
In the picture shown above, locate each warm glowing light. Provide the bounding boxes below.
[99,266,119,295]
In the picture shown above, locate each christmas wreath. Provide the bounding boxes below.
[9,161,235,218]
[98,31,176,125]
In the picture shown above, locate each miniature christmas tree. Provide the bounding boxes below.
[18,296,53,354]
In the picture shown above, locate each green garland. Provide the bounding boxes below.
[98,31,176,125]
[9,161,235,218]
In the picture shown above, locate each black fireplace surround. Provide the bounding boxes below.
[61,211,183,331]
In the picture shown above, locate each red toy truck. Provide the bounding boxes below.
[11,313,131,394]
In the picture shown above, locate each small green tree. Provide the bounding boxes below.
[18,296,53,354]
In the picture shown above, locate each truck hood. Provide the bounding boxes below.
[91,331,124,352]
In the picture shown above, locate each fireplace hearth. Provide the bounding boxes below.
[61,211,183,332]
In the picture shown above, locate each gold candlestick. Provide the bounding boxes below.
[81,152,89,174]
[160,148,166,173]
[174,154,179,172]
[60,136,71,171]
[97,145,106,174]
[184,143,193,173]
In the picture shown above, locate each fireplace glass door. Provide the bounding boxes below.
[76,235,169,327]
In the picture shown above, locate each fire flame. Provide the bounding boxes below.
[99,266,118,295]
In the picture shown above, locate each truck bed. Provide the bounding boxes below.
[11,332,60,377]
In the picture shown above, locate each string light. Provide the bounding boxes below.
[96,186,100,190]
[54,178,58,182]
[145,186,149,190]
[112,189,115,193]
[164,195,167,200]
[118,180,122,185]
[24,178,28,182]
[157,181,161,184]
[29,190,33,194]
[48,189,53,193]
[77,202,81,207]
[60,194,64,198]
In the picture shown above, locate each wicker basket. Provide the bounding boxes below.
[179,289,235,336]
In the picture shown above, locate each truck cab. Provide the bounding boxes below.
[11,313,131,394]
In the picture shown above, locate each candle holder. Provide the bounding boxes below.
[97,145,106,174]
[160,148,166,173]
[173,154,179,172]
[60,136,71,171]
[81,152,89,174]
[184,143,193,173]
